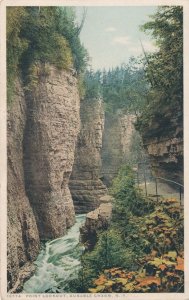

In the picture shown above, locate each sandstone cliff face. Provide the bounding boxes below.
[101,111,136,186]
[144,137,183,184]
[23,66,80,239]
[7,67,81,291]
[141,108,183,185]
[69,98,107,213]
[7,80,40,291]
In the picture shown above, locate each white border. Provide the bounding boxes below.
[0,0,188,299]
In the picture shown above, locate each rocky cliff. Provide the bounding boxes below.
[101,111,136,186]
[140,106,183,185]
[80,195,113,251]
[7,67,80,291]
[69,97,107,213]
[23,66,80,239]
[7,79,40,292]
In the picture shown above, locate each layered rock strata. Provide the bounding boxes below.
[7,80,40,291]
[23,66,80,239]
[69,97,107,213]
[141,107,183,185]
[101,111,136,186]
[7,67,80,291]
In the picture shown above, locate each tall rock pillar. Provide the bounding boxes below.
[69,97,107,213]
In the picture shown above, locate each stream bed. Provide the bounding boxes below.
[23,214,86,293]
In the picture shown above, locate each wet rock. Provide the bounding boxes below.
[80,196,113,251]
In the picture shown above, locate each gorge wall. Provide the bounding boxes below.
[140,105,183,185]
[7,79,40,292]
[7,67,80,291]
[7,68,145,292]
[101,111,136,186]
[23,66,80,239]
[69,97,107,213]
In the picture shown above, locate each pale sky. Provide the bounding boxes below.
[76,6,158,70]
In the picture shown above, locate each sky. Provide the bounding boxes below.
[76,6,158,70]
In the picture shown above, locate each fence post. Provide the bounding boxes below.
[105,231,108,268]
[137,167,139,188]
[155,178,158,202]
[143,166,147,196]
[80,254,84,291]
[179,186,182,206]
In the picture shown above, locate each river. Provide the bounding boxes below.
[23,214,86,293]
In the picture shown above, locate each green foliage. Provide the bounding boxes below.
[54,7,89,74]
[143,6,183,95]
[77,164,184,293]
[86,229,134,270]
[89,251,184,293]
[111,165,154,224]
[103,59,149,113]
[77,73,86,99]
[128,131,147,165]
[77,165,155,291]
[77,228,136,292]
[141,6,183,95]
[7,7,29,104]
[84,70,102,100]
[83,58,149,111]
[136,6,183,133]
[86,196,184,293]
[7,6,89,104]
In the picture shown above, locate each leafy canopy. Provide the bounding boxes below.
[136,6,183,133]
[83,58,149,114]
[7,6,89,104]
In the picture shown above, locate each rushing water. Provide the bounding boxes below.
[23,214,86,293]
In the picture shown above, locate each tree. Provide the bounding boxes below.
[84,69,102,99]
[83,60,149,113]
[141,6,183,96]
[7,7,28,102]
[7,6,89,103]
[111,165,153,229]
[135,6,183,133]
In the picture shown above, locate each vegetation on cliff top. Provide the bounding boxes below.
[7,7,88,104]
[135,6,183,133]
[83,59,149,114]
[83,6,183,128]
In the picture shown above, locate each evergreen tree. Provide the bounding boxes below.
[136,6,183,132]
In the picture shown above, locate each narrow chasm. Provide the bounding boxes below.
[22,215,86,293]
[6,6,184,295]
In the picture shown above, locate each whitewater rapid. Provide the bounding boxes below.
[23,214,86,293]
